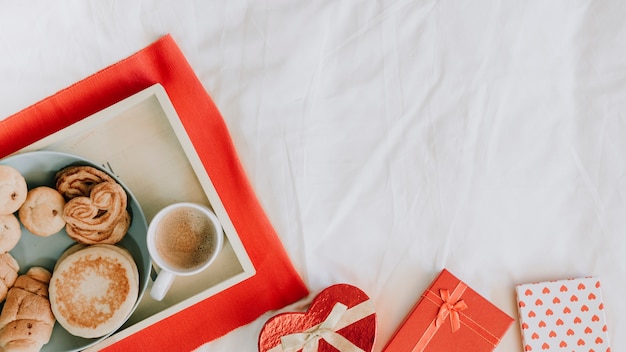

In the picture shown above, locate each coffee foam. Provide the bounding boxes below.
[155,207,216,271]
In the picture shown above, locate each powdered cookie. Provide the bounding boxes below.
[18,186,66,237]
[0,165,27,215]
[0,214,21,253]
[55,165,115,200]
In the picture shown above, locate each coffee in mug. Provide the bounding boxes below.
[155,206,217,271]
[147,202,223,301]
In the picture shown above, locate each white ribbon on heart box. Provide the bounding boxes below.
[515,277,610,351]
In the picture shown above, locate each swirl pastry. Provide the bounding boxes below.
[66,211,130,245]
[63,181,129,244]
[55,165,115,200]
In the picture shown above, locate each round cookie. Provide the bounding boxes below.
[0,165,27,215]
[18,186,66,237]
[0,214,21,253]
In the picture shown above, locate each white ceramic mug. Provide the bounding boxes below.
[147,202,223,301]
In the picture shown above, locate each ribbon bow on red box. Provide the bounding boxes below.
[435,289,468,332]
[384,269,513,352]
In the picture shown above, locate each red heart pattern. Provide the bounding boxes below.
[258,284,376,352]
[515,277,610,351]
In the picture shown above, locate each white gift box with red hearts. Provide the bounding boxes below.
[515,277,611,352]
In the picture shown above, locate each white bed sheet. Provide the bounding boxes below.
[1,1,625,351]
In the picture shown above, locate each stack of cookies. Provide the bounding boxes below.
[0,165,58,352]
[0,165,27,302]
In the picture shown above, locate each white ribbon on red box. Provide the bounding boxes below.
[269,300,375,352]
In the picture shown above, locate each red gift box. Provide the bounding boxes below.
[383,269,513,352]
[259,284,377,352]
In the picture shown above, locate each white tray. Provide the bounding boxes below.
[17,84,256,349]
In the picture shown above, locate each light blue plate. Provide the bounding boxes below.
[0,151,150,352]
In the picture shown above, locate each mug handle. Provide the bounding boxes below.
[150,269,176,301]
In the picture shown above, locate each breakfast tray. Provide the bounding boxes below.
[0,35,308,351]
[19,83,256,348]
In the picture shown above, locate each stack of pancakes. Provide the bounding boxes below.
[49,244,138,338]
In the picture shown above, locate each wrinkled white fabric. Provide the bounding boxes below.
[1,1,625,351]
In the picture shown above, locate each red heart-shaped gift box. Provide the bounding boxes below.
[259,284,377,352]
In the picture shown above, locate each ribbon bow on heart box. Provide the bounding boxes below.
[259,284,377,352]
